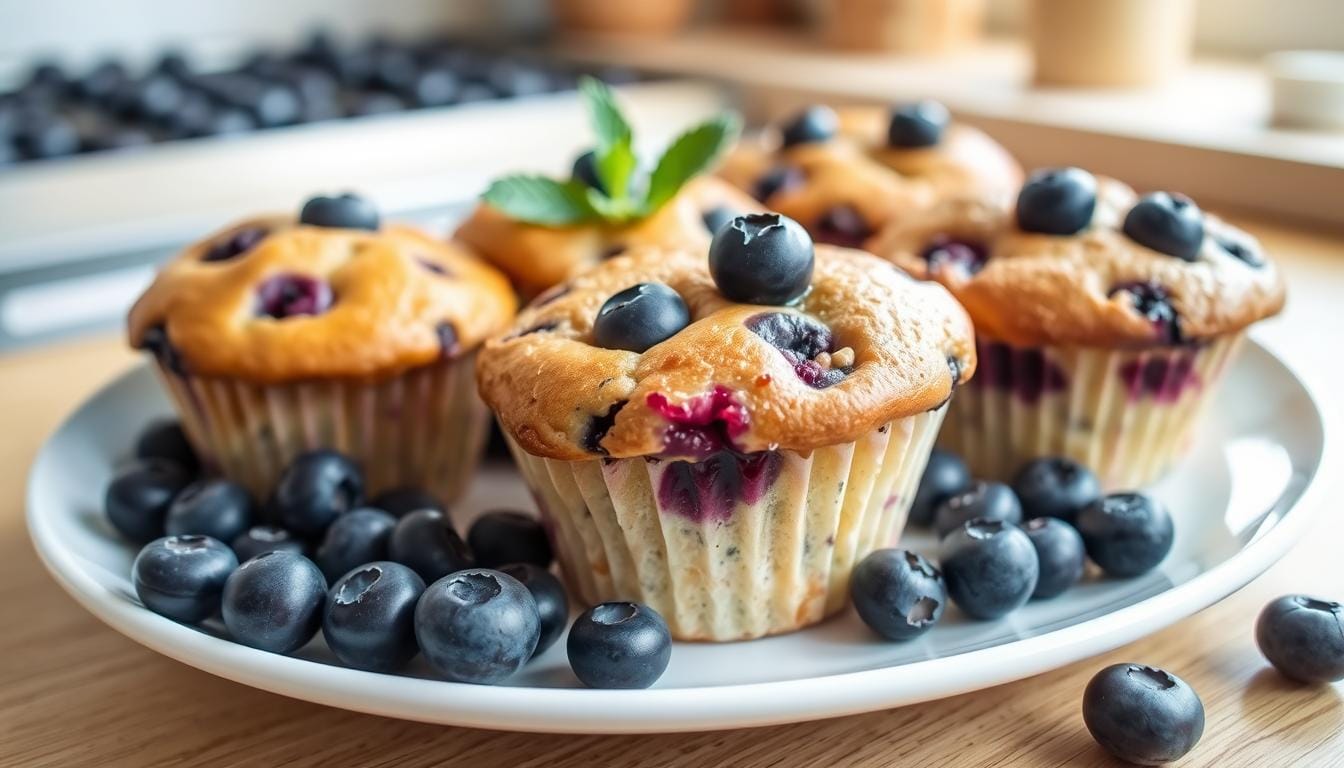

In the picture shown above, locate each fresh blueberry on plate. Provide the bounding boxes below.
[272,450,364,538]
[1022,517,1086,599]
[369,486,443,518]
[1012,456,1101,524]
[1075,492,1174,578]
[1083,663,1204,765]
[221,551,327,654]
[592,282,691,354]
[780,105,837,147]
[571,149,605,194]
[415,569,540,684]
[105,459,192,544]
[315,507,398,584]
[933,480,1022,539]
[134,419,199,474]
[133,535,238,623]
[298,192,380,231]
[568,601,671,689]
[909,449,971,527]
[708,213,815,305]
[497,563,569,657]
[887,100,949,148]
[231,525,306,561]
[468,511,553,569]
[388,508,473,583]
[323,561,426,672]
[164,479,255,544]
[1015,167,1097,236]
[850,549,947,641]
[1255,595,1344,683]
[1123,192,1205,262]
[940,519,1039,620]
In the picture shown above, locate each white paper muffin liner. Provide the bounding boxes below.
[150,353,487,503]
[939,334,1244,489]
[506,406,946,642]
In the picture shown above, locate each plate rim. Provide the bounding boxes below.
[26,339,1331,734]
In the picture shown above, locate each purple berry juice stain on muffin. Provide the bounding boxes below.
[581,400,627,455]
[813,205,872,249]
[436,322,460,359]
[647,385,750,459]
[257,274,332,319]
[974,340,1067,405]
[416,257,452,276]
[1120,353,1201,403]
[1216,234,1264,268]
[752,165,805,202]
[1110,282,1182,345]
[920,236,988,276]
[657,451,784,523]
[202,226,268,262]
[746,312,851,389]
[139,325,188,375]
[504,322,559,341]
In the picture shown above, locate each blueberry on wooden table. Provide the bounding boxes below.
[388,508,473,583]
[940,519,1039,620]
[1015,167,1097,236]
[467,511,553,569]
[779,104,837,147]
[415,569,540,684]
[323,561,425,672]
[850,549,947,641]
[221,551,327,654]
[298,192,380,231]
[315,507,397,584]
[708,212,815,306]
[1012,456,1101,524]
[1083,663,1204,765]
[133,535,238,623]
[105,458,192,544]
[271,450,365,538]
[1123,192,1205,262]
[1075,492,1174,578]
[592,283,691,354]
[933,480,1023,539]
[1022,517,1086,600]
[231,525,306,562]
[497,563,569,657]
[134,418,199,474]
[909,449,971,527]
[165,479,255,544]
[887,100,949,148]
[1255,595,1344,683]
[568,602,671,689]
[369,486,443,518]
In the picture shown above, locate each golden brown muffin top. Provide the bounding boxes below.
[128,217,517,383]
[866,177,1287,348]
[476,244,976,461]
[454,176,761,299]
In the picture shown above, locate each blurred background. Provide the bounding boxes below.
[1,0,1341,350]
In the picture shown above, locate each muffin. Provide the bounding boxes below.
[867,168,1287,488]
[719,102,1021,248]
[477,213,975,641]
[127,193,517,502]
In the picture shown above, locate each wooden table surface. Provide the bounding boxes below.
[2,217,1342,767]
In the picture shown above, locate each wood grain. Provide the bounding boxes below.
[2,217,1342,767]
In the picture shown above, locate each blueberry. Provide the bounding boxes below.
[1022,517,1086,599]
[708,213,814,305]
[571,149,606,194]
[388,508,473,583]
[315,508,398,583]
[415,569,540,684]
[133,535,238,623]
[920,236,989,276]
[1123,192,1205,262]
[1216,232,1264,268]
[779,105,837,147]
[701,205,739,235]
[496,563,568,657]
[15,115,79,159]
[323,561,426,672]
[933,481,1022,539]
[105,459,192,544]
[1109,282,1182,345]
[134,419,199,475]
[1075,492,1174,578]
[568,602,671,689]
[1011,457,1101,524]
[221,551,327,654]
[406,68,460,108]
[84,127,153,153]
[1083,663,1204,765]
[850,549,947,641]
[256,274,333,319]
[751,165,805,202]
[1015,167,1097,236]
[272,450,364,537]
[165,479,255,544]
[202,226,269,263]
[231,525,306,561]
[467,511,553,569]
[369,486,443,518]
[887,100,949,148]
[592,282,691,353]
[909,449,971,527]
[940,519,1039,620]
[1255,595,1344,683]
[298,192,380,231]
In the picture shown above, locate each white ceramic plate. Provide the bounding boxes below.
[27,340,1327,734]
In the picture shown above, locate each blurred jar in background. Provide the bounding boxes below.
[813,0,986,54]
[1031,0,1196,87]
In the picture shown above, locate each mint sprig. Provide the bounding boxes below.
[481,76,741,227]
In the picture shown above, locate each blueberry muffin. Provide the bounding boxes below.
[477,213,975,641]
[128,193,517,502]
[867,168,1287,488]
[719,102,1021,249]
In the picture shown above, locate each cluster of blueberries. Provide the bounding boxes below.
[0,32,636,166]
[106,420,671,689]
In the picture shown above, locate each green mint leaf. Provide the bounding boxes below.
[644,113,742,212]
[481,175,597,226]
[595,139,638,201]
[579,76,632,152]
[585,187,641,223]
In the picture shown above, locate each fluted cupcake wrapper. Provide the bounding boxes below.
[506,406,946,642]
[939,334,1244,490]
[150,353,487,504]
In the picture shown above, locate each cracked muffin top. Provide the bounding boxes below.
[866,168,1287,348]
[127,194,516,383]
[476,213,976,461]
